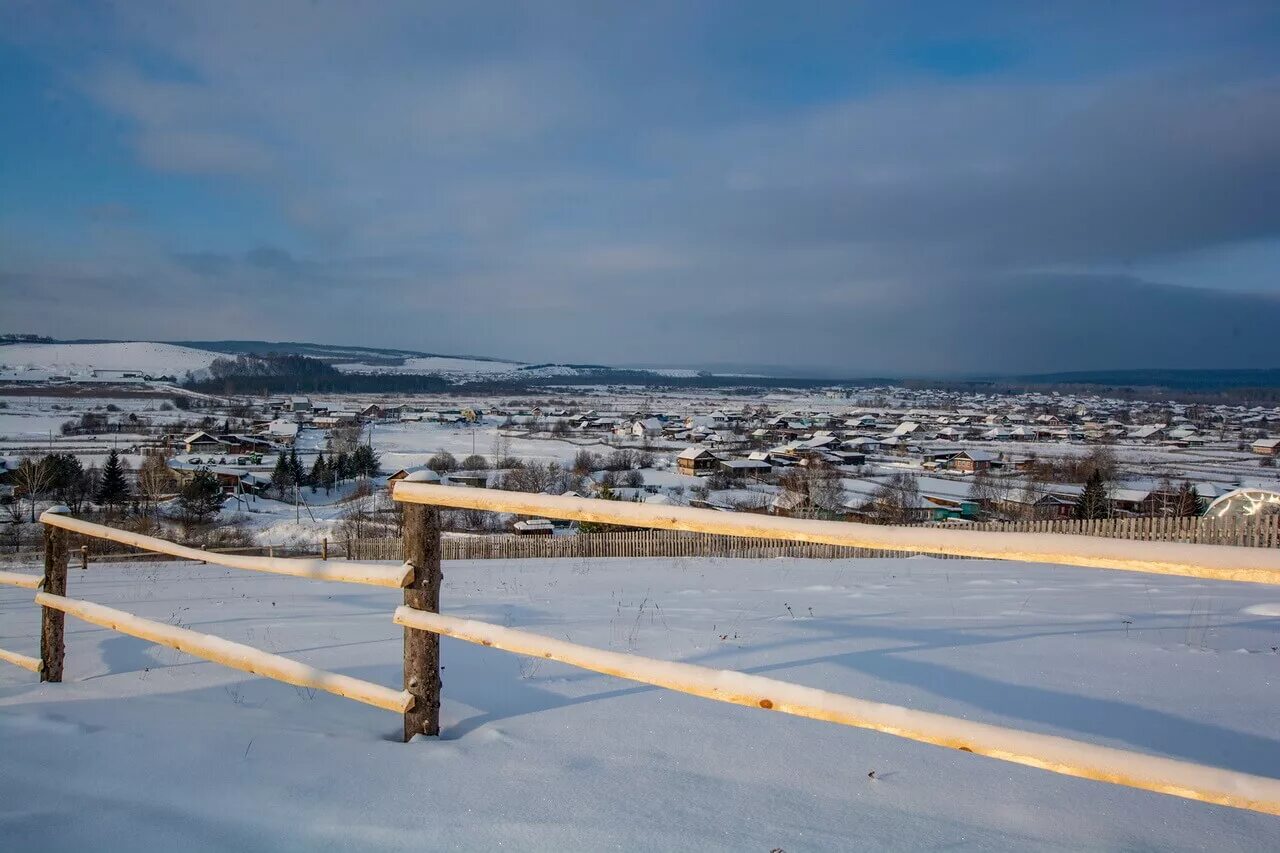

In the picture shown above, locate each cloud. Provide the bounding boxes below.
[1,2,1278,372]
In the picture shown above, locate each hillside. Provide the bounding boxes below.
[0,341,224,378]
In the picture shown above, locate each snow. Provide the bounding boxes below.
[333,356,524,376]
[0,342,225,378]
[2,554,1278,849]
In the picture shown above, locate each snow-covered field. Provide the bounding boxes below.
[372,421,609,469]
[2,555,1278,850]
[332,358,634,382]
[333,355,524,376]
[0,342,222,377]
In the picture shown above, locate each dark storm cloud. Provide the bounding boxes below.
[1,2,1279,371]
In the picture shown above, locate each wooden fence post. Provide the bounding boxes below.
[321,538,328,561]
[41,505,71,682]
[401,478,442,742]
[80,545,88,571]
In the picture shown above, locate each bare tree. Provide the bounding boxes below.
[864,473,920,524]
[967,470,999,515]
[12,455,53,523]
[138,452,176,515]
[778,461,846,519]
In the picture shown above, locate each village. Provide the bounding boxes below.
[3,380,1278,554]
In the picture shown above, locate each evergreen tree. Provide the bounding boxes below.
[1175,480,1205,517]
[352,444,381,478]
[178,467,224,523]
[270,452,295,500]
[319,453,336,494]
[334,451,351,483]
[289,447,304,483]
[96,449,131,511]
[1074,469,1110,520]
[309,453,328,494]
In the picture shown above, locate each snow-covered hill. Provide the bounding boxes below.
[332,358,649,382]
[332,355,527,377]
[0,342,225,378]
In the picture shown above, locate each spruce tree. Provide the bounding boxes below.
[178,467,224,523]
[1074,469,1110,520]
[352,444,381,478]
[309,453,328,494]
[270,452,294,500]
[96,449,131,511]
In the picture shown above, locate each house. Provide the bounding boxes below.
[951,450,997,474]
[513,518,554,535]
[632,417,665,438]
[677,446,719,476]
[386,466,443,486]
[1251,437,1280,456]
[1127,424,1167,441]
[289,397,312,412]
[220,435,276,455]
[182,431,230,455]
[720,458,771,479]
[448,471,491,488]
[921,495,981,522]
[265,420,299,443]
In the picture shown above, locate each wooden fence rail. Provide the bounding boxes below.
[391,483,1280,585]
[378,478,1280,816]
[38,510,411,588]
[394,608,1280,816]
[1,506,415,734]
[10,514,1276,568]
[37,591,412,713]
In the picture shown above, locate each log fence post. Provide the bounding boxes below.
[41,505,70,682]
[80,544,88,571]
[321,538,328,560]
[400,474,443,742]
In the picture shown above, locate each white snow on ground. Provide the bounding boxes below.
[2,555,1278,850]
[372,422,610,469]
[0,342,225,377]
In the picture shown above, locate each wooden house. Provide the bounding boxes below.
[677,446,719,476]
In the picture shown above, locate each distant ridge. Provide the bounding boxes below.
[986,368,1280,392]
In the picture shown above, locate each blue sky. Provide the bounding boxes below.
[2,1,1279,374]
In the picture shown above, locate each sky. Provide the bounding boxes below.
[1,1,1279,376]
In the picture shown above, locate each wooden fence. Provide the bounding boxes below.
[916,515,1280,548]
[8,511,1276,569]
[348,530,957,562]
[4,485,1280,817]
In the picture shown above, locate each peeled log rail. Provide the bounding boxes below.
[0,570,42,589]
[39,510,412,588]
[395,608,1280,816]
[0,647,42,673]
[38,592,413,713]
[393,483,1280,585]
